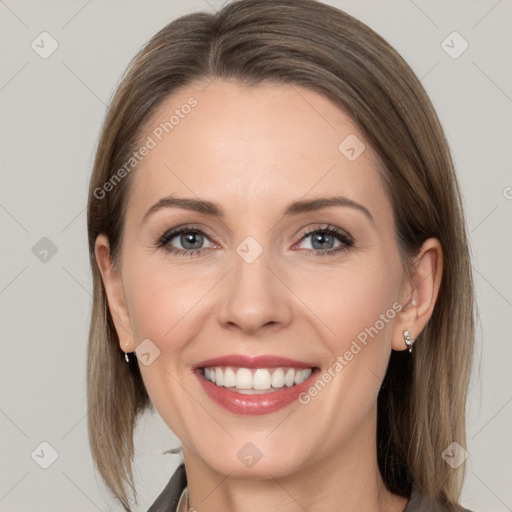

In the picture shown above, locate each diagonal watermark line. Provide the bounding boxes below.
[0,62,29,92]
[420,61,439,81]
[61,265,92,297]
[366,366,385,385]
[472,396,512,439]
[61,410,89,440]
[0,265,28,295]
[291,84,336,130]
[0,472,29,501]
[164,163,201,198]
[470,204,499,233]
[408,0,439,28]
[202,0,229,13]
[197,470,233,505]
[61,386,113,440]
[472,61,512,104]
[0,203,29,233]
[265,265,336,336]
[200,75,217,93]
[163,368,234,438]
[265,409,295,439]
[0,408,29,439]
[472,266,512,308]
[472,0,502,30]
[61,471,102,511]
[266,471,309,511]
[163,268,233,336]
[61,0,93,29]
[471,471,512,511]
[0,0,28,28]
[60,206,86,233]
[61,61,107,107]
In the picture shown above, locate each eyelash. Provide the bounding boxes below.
[155,224,355,258]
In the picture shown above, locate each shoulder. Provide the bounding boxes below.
[404,486,474,512]
[146,463,187,512]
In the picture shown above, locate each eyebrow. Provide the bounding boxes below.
[141,195,375,226]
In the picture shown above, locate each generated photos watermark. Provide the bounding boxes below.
[298,301,403,404]
[93,97,198,200]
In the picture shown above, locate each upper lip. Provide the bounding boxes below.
[194,354,315,369]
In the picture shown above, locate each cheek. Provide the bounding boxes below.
[121,259,211,432]
[295,256,402,356]
[339,271,398,347]
[290,260,402,439]
[124,258,213,344]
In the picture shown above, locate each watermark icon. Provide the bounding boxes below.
[93,97,198,200]
[236,236,264,263]
[441,31,469,60]
[503,186,512,200]
[32,237,58,263]
[236,442,263,468]
[135,338,161,366]
[441,442,468,469]
[298,302,402,404]
[31,31,59,59]
[338,134,366,162]
[31,441,59,469]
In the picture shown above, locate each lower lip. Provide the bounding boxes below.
[195,368,319,415]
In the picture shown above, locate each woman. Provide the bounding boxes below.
[87,0,475,511]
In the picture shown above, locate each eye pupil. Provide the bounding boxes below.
[312,232,334,250]
[181,231,203,249]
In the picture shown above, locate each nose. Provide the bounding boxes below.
[216,246,293,335]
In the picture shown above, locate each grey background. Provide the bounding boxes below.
[1,0,511,511]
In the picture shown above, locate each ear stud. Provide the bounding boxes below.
[403,330,415,353]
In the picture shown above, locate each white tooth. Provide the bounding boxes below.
[206,366,312,390]
[302,368,312,381]
[295,369,308,384]
[294,368,312,384]
[285,368,295,387]
[253,369,271,390]
[223,367,236,387]
[271,368,285,388]
[236,368,253,389]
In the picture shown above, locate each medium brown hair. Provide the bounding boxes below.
[87,1,475,510]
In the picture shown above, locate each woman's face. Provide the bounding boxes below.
[104,80,412,478]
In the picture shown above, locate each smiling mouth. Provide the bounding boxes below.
[199,366,315,394]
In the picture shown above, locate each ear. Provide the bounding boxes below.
[94,234,136,353]
[392,238,443,351]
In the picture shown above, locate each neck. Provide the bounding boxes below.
[182,408,408,512]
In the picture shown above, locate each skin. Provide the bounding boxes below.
[96,79,442,512]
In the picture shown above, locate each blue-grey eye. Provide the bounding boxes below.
[298,228,352,251]
[179,231,204,250]
[310,231,336,250]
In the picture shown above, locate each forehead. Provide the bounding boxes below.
[126,79,391,224]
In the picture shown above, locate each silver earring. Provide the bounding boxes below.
[125,352,130,363]
[403,330,415,353]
